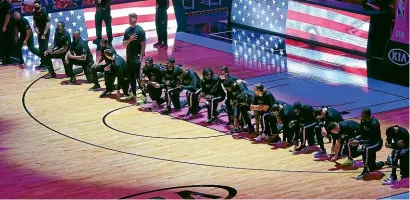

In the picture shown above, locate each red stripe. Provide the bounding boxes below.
[293,1,371,22]
[88,32,176,44]
[285,28,367,53]
[287,10,369,39]
[84,0,173,12]
[285,39,367,60]
[85,14,176,28]
[286,54,368,77]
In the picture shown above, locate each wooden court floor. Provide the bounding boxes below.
[0,57,409,198]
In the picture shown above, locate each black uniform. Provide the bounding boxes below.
[356,117,383,172]
[123,25,146,96]
[253,91,277,136]
[142,64,164,104]
[0,0,11,63]
[293,104,316,148]
[91,45,117,91]
[182,69,201,114]
[385,126,409,179]
[67,38,94,82]
[33,7,50,65]
[276,103,295,143]
[155,0,169,45]
[110,54,129,95]
[332,120,361,159]
[94,0,112,42]
[315,107,344,151]
[235,90,255,130]
[162,66,184,110]
[200,75,226,120]
[14,17,40,64]
[44,30,71,76]
[225,81,248,118]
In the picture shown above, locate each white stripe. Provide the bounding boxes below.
[88,27,177,48]
[87,20,178,38]
[288,1,370,32]
[286,45,367,69]
[84,6,176,21]
[286,19,368,48]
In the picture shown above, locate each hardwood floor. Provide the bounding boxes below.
[0,62,408,199]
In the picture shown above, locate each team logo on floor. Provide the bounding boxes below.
[119,185,237,199]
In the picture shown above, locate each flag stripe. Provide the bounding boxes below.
[287,10,369,39]
[84,0,163,11]
[290,1,371,22]
[84,6,175,21]
[85,14,177,29]
[286,19,368,48]
[285,28,367,52]
[86,20,178,38]
[286,45,367,69]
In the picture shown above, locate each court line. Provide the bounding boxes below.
[103,105,226,139]
[22,74,389,174]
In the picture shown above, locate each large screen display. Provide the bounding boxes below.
[230,0,370,53]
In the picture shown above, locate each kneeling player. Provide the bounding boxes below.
[233,90,255,134]
[327,120,361,165]
[199,68,226,124]
[140,57,164,110]
[382,125,409,185]
[103,49,130,100]
[350,108,384,180]
[222,78,248,126]
[173,68,201,119]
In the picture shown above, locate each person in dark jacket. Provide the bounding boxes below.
[313,106,344,158]
[327,120,361,164]
[198,68,226,124]
[349,108,385,180]
[174,67,201,119]
[382,125,409,185]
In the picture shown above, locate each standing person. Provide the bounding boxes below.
[13,11,40,67]
[64,31,94,84]
[0,0,11,64]
[43,21,71,79]
[32,0,51,69]
[382,125,409,185]
[122,13,146,101]
[93,0,112,45]
[153,0,169,49]
[350,108,385,180]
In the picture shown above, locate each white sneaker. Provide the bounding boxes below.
[255,134,267,142]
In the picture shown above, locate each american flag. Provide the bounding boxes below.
[23,9,88,67]
[226,25,367,76]
[232,26,287,71]
[21,0,177,67]
[230,0,371,53]
[84,0,177,41]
